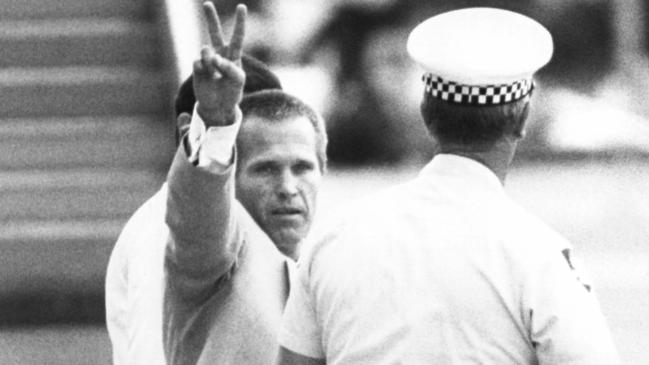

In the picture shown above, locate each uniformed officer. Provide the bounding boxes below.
[276,8,620,365]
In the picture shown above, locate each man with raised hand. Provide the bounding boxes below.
[105,53,282,365]
[163,2,327,364]
[277,8,619,365]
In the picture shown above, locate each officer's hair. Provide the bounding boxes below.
[420,92,530,149]
[239,90,328,172]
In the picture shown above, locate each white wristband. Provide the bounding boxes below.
[187,103,242,171]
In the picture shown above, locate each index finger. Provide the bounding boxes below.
[203,1,225,49]
[227,4,247,61]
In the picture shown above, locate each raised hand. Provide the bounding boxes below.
[193,2,247,126]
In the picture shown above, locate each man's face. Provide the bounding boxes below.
[235,115,322,260]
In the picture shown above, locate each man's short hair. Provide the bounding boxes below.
[239,90,328,172]
[420,93,530,149]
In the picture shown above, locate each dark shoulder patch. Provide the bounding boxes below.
[561,248,592,292]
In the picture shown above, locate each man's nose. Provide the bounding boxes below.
[276,171,299,199]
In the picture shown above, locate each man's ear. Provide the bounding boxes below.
[177,112,192,136]
[174,112,193,146]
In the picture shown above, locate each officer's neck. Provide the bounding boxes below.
[437,138,519,185]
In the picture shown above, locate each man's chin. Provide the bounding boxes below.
[269,229,304,260]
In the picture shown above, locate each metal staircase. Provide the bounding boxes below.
[0,0,175,324]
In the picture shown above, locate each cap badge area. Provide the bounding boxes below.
[561,248,592,292]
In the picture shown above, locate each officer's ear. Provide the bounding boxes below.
[510,98,531,140]
[512,119,526,139]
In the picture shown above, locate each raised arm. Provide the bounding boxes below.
[164,1,247,301]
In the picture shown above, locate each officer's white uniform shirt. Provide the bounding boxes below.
[104,108,241,364]
[280,154,619,364]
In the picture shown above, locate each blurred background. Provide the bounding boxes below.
[0,0,647,363]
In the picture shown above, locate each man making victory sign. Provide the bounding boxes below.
[164,2,327,364]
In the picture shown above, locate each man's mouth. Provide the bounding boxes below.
[271,207,303,216]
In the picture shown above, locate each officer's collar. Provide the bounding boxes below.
[420,153,504,192]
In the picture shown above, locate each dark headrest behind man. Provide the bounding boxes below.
[173,54,282,144]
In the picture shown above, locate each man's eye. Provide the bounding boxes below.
[253,164,275,174]
[293,161,315,174]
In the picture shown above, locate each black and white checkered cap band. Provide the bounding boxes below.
[422,73,535,105]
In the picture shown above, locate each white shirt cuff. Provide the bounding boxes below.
[186,104,242,171]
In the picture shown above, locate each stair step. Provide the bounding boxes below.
[0,169,164,220]
[0,218,123,245]
[0,67,171,118]
[0,18,161,68]
[0,0,151,21]
[0,219,123,304]
[0,0,175,326]
[0,115,175,169]
[0,218,122,324]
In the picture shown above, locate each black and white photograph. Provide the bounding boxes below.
[0,0,647,364]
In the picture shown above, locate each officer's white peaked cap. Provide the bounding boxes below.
[407,8,553,105]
